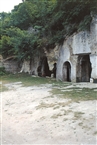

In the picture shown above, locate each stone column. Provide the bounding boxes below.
[70,55,78,82]
[90,54,97,79]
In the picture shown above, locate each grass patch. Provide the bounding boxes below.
[51,87,97,101]
[0,73,72,92]
[1,73,56,91]
[1,73,97,102]
[1,73,57,87]
[52,81,72,88]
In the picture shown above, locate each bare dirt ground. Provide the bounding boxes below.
[0,82,97,145]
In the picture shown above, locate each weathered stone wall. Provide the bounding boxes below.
[3,60,20,73]
[20,14,97,81]
[56,15,97,82]
[30,57,39,75]
[45,45,59,70]
[90,15,97,54]
[72,31,91,54]
[0,55,21,74]
[20,57,39,75]
[20,60,30,73]
[72,15,97,55]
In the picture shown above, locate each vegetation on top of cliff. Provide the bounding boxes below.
[0,0,97,60]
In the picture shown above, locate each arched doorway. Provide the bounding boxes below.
[63,61,71,82]
[76,55,92,82]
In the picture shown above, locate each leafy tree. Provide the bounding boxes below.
[0,12,11,29]
[46,0,97,45]
[10,3,32,29]
[0,0,97,61]
[0,26,44,61]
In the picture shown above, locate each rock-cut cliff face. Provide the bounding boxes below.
[56,15,97,82]
[1,15,97,83]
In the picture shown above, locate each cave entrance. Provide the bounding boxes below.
[52,63,56,78]
[63,61,71,82]
[37,56,51,77]
[76,55,91,82]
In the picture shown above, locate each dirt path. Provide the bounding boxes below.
[0,82,97,145]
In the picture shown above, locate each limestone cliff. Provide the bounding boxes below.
[1,15,97,82]
[56,15,97,82]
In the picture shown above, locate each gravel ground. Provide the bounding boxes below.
[0,82,97,145]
